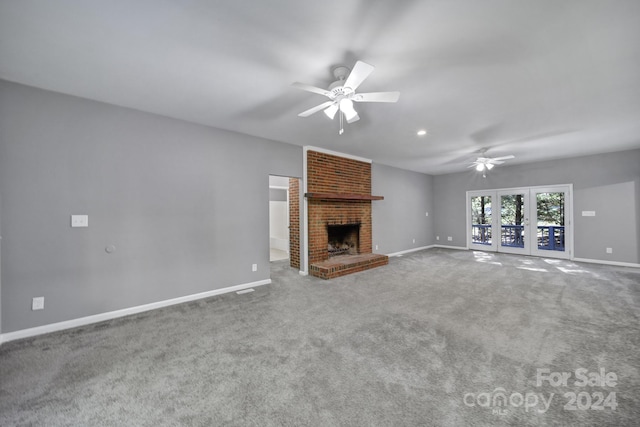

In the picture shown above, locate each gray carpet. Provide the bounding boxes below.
[1,248,639,426]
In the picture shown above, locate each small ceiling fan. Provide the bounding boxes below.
[292,61,400,134]
[469,154,515,177]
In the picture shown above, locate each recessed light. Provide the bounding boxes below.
[417,129,427,136]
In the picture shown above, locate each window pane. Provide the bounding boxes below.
[501,194,525,248]
[471,196,492,245]
[536,192,565,251]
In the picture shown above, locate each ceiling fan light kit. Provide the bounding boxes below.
[323,103,339,119]
[470,155,514,177]
[293,61,400,134]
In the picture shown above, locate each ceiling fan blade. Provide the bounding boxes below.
[491,160,505,165]
[291,82,331,97]
[353,91,400,103]
[344,61,374,92]
[298,101,336,117]
[490,155,515,161]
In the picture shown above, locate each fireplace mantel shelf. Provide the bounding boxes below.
[305,192,384,201]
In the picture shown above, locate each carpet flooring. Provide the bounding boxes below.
[1,248,639,426]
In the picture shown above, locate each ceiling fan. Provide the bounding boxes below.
[292,61,400,134]
[469,154,515,177]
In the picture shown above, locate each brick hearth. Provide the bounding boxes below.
[309,253,389,279]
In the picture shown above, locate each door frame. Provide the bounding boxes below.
[466,184,573,259]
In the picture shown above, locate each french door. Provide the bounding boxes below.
[467,185,572,259]
[497,189,529,255]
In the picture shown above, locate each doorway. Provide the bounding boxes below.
[269,176,290,262]
[467,185,572,258]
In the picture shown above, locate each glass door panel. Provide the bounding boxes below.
[531,187,570,259]
[498,191,529,255]
[469,193,497,251]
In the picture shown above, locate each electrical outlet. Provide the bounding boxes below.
[447,236,453,241]
[606,248,613,254]
[71,215,89,228]
[412,238,416,244]
[252,263,257,272]
[425,212,429,217]
[436,236,440,241]
[375,245,378,250]
[32,297,44,311]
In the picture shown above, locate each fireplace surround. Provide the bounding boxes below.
[305,150,388,279]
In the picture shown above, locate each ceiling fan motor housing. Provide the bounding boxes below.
[328,84,352,99]
[327,66,354,99]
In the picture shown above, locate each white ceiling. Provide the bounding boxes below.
[1,0,639,174]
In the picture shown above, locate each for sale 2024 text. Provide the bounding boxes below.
[537,368,618,411]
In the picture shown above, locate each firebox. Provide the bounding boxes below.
[327,223,360,257]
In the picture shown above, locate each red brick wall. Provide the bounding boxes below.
[307,151,371,194]
[307,151,373,265]
[289,178,300,269]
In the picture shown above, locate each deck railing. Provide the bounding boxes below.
[471,224,565,251]
[501,225,525,247]
[537,225,565,251]
[471,224,492,245]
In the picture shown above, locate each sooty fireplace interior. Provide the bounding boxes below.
[327,223,360,257]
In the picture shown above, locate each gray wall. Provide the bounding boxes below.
[433,149,640,263]
[372,163,434,254]
[0,194,2,335]
[0,80,302,333]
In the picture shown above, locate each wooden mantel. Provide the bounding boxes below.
[304,192,384,201]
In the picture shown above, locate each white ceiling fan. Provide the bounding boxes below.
[469,154,515,177]
[292,61,400,134]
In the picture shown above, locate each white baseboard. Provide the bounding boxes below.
[386,244,470,257]
[431,244,468,251]
[572,257,640,268]
[386,245,433,257]
[0,278,271,345]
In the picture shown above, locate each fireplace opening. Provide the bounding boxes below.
[327,223,360,257]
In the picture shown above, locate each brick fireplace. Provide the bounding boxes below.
[306,150,388,279]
